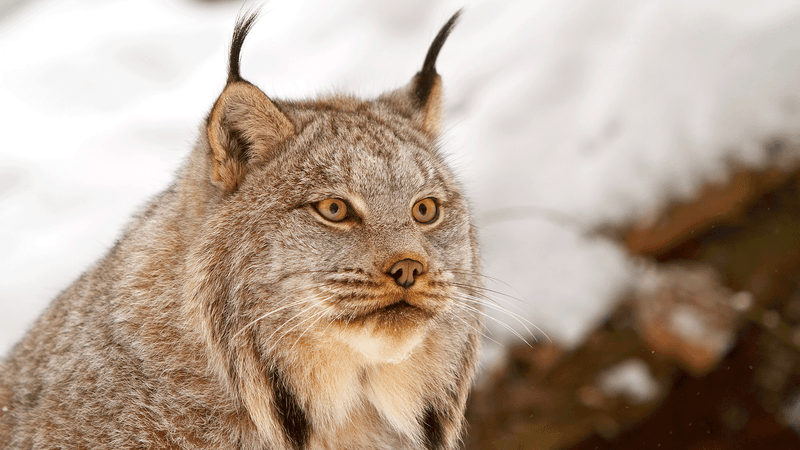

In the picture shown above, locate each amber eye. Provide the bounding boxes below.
[412,198,438,223]
[315,199,348,222]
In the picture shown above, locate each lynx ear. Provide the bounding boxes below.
[207,82,295,192]
[207,10,295,193]
[389,10,461,137]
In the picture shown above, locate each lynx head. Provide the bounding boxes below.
[182,10,480,445]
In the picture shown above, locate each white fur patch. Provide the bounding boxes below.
[333,321,429,364]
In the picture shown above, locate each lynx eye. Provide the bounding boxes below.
[412,198,439,224]
[315,199,348,222]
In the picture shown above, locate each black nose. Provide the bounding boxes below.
[389,259,425,289]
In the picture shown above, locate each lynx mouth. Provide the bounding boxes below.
[379,299,416,313]
[336,298,435,326]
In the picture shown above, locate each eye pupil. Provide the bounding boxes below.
[329,203,339,215]
[418,204,427,216]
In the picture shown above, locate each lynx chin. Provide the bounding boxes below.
[0,9,483,450]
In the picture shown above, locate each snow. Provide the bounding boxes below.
[597,358,660,404]
[670,306,729,353]
[3,0,800,365]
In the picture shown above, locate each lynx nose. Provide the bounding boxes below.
[389,259,425,289]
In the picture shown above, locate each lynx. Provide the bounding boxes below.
[0,10,481,450]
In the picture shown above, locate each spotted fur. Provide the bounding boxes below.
[0,10,480,450]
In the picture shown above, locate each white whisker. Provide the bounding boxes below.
[232,297,315,340]
[450,281,532,315]
[449,269,529,302]
[261,297,324,350]
[265,295,334,355]
[450,300,533,347]
[445,308,503,347]
[288,304,336,353]
[457,295,551,343]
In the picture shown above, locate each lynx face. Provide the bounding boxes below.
[209,98,478,363]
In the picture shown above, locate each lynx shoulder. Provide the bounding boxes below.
[0,10,481,450]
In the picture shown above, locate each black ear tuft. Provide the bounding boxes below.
[228,8,261,84]
[413,10,462,108]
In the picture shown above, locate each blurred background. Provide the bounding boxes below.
[3,0,800,448]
